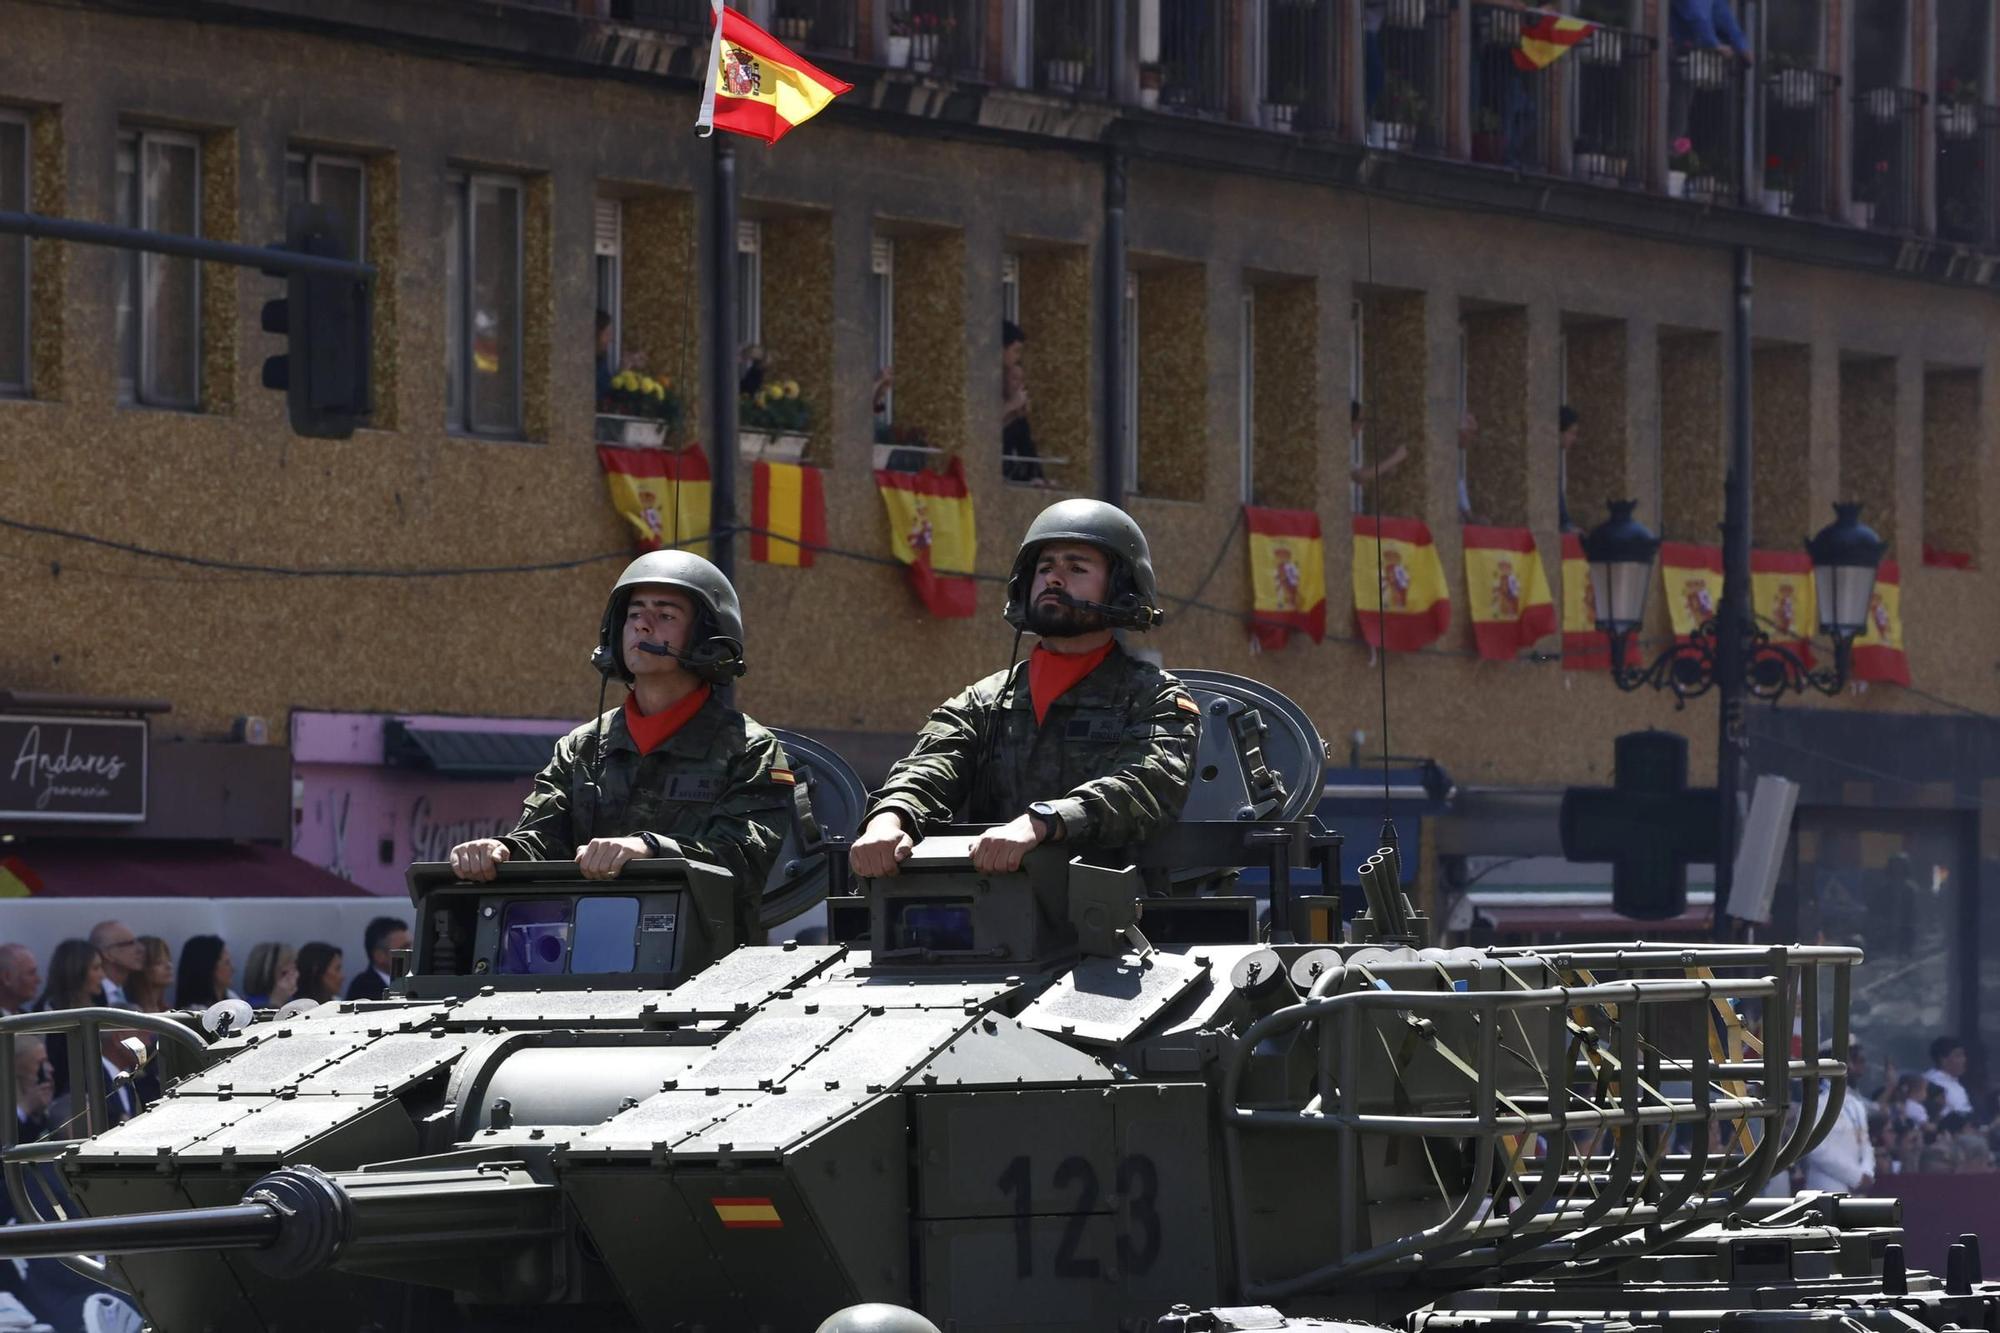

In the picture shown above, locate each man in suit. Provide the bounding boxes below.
[344,916,410,1003]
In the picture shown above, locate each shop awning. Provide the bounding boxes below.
[1,839,375,897]
[383,720,562,779]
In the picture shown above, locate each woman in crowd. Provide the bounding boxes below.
[295,942,345,1005]
[242,942,298,1010]
[33,940,104,1013]
[123,936,174,1012]
[173,935,239,1010]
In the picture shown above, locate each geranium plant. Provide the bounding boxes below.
[604,370,686,437]
[741,378,813,435]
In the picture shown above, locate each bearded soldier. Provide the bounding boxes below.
[450,552,792,944]
[850,500,1199,877]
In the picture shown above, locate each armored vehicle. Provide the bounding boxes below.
[0,675,1980,1333]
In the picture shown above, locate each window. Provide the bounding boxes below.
[0,112,27,396]
[1001,251,1020,325]
[444,171,523,437]
[1120,272,1139,492]
[736,219,762,351]
[1239,290,1255,502]
[283,151,366,263]
[116,129,201,409]
[595,197,622,370]
[872,236,894,424]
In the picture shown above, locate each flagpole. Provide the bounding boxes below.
[709,134,739,587]
[696,0,723,134]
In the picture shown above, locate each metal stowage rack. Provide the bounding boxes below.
[1220,941,1861,1300]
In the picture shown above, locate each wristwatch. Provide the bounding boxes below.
[639,831,666,857]
[1027,802,1060,842]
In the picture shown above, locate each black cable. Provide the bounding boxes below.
[1363,189,1394,837]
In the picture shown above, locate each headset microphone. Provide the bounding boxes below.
[1044,589,1164,631]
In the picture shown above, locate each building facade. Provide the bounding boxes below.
[2,0,1996,1057]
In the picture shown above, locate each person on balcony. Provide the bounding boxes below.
[1559,404,1580,532]
[1001,321,1047,486]
[1670,0,1752,61]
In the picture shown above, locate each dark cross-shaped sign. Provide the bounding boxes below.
[1560,731,1719,921]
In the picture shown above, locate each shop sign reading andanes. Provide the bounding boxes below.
[1,714,149,822]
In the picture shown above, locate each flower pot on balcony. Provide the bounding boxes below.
[598,414,668,447]
[1139,85,1160,107]
[1471,131,1505,164]
[1939,103,1979,139]
[1850,200,1875,229]
[1581,29,1626,65]
[738,429,810,462]
[1046,58,1086,92]
[1761,187,1794,215]
[1668,168,1687,196]
[885,34,911,68]
[1262,101,1299,131]
[1683,173,1725,204]
[1384,0,1428,30]
[1771,68,1818,110]
[1370,119,1418,151]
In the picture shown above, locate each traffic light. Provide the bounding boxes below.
[261,203,371,440]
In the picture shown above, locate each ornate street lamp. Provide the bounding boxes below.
[1582,500,1885,704]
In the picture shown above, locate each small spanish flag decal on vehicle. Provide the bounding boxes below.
[770,768,797,784]
[713,1196,783,1229]
[1175,694,1200,714]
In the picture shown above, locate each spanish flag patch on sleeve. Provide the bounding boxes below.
[1175,694,1200,715]
[770,767,797,785]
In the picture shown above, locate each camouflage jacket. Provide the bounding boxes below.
[498,696,792,936]
[865,647,1198,849]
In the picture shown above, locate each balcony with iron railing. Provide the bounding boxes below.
[1935,100,1999,246]
[1368,0,1456,153]
[1850,86,1926,231]
[1260,0,1342,135]
[892,0,986,80]
[609,0,708,30]
[1669,46,1745,205]
[1469,5,1553,171]
[1035,0,1113,97]
[770,0,857,56]
[1570,22,1657,187]
[1759,62,1840,217]
[1157,0,1234,118]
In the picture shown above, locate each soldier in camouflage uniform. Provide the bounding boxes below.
[851,500,1199,877]
[449,552,792,944]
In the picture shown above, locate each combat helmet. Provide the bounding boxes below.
[1002,499,1163,631]
[591,550,747,685]
[814,1306,943,1333]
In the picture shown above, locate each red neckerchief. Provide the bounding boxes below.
[623,685,711,755]
[1027,641,1115,726]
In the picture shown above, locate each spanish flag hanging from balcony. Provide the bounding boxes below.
[1660,542,1723,641]
[1244,506,1327,650]
[597,443,711,554]
[1462,526,1555,660]
[750,460,826,567]
[1850,559,1909,685]
[875,455,977,618]
[1352,516,1451,652]
[1750,550,1817,665]
[696,2,853,145]
[1560,533,1611,671]
[1513,14,1595,70]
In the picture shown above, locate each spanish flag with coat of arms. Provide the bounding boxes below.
[1462,525,1555,660]
[1750,550,1816,665]
[1660,542,1723,640]
[696,2,853,144]
[875,456,977,619]
[1559,532,1610,670]
[1851,559,1909,685]
[597,443,711,554]
[1352,516,1451,651]
[1244,506,1327,649]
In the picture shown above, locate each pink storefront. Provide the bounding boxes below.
[290,710,576,896]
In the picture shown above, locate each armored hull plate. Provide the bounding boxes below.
[1019,951,1207,1047]
[70,1096,259,1161]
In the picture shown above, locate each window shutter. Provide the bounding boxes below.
[594,199,621,258]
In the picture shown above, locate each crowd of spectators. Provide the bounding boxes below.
[5,915,410,1138]
[1800,1034,1998,1192]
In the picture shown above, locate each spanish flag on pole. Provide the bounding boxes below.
[1560,532,1610,670]
[751,460,826,567]
[1513,13,1595,70]
[1750,550,1816,665]
[597,443,711,554]
[1851,559,1909,685]
[1244,506,1327,649]
[875,455,977,618]
[697,2,853,144]
[1352,516,1451,652]
[1462,526,1555,661]
[1659,542,1723,641]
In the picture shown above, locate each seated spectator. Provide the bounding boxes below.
[173,935,238,1010]
[1926,1036,1975,1117]
[347,918,410,1003]
[0,942,40,1016]
[31,940,100,1015]
[296,943,345,1005]
[242,943,298,1010]
[87,921,144,1011]
[13,1036,52,1141]
[124,936,173,1012]
[43,1032,150,1135]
